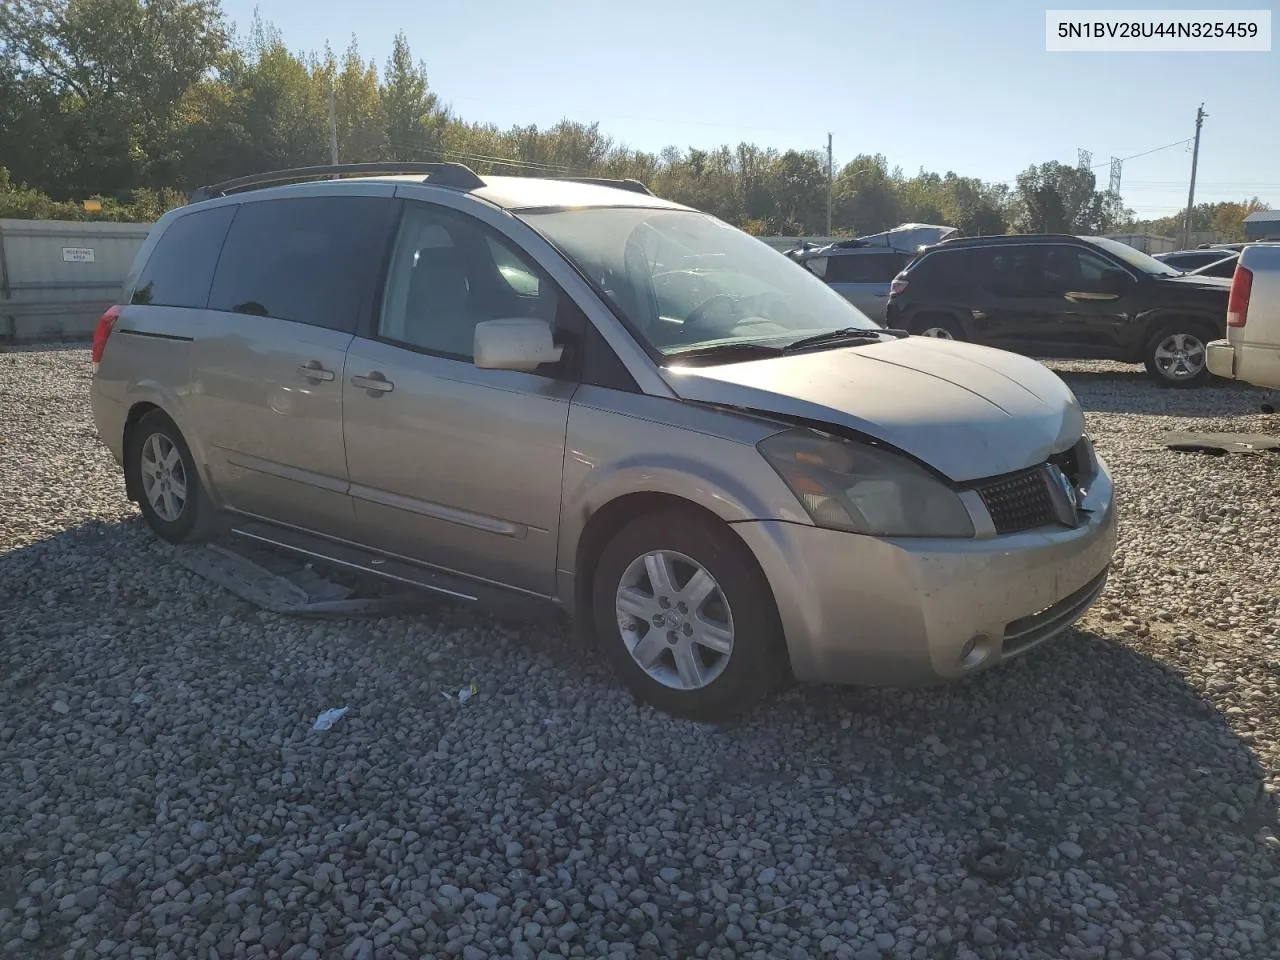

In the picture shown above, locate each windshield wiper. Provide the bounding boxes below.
[664,342,785,365]
[782,327,901,353]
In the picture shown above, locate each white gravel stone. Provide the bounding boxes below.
[1,348,1279,959]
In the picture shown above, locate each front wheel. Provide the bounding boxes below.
[1143,324,1212,387]
[591,509,788,720]
[908,315,964,340]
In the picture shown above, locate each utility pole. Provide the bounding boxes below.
[1182,104,1206,248]
[825,133,833,237]
[328,83,340,165]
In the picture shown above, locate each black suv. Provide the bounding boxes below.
[884,234,1231,386]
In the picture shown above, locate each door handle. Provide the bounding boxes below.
[1064,291,1119,302]
[351,371,394,395]
[297,361,336,382]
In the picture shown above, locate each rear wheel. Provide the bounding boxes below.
[909,315,963,340]
[1143,323,1212,387]
[126,410,217,543]
[591,509,787,720]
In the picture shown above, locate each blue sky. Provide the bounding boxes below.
[220,0,1279,219]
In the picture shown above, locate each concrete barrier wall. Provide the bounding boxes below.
[0,219,152,342]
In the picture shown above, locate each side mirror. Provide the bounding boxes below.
[473,317,564,372]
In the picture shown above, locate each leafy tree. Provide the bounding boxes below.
[833,154,902,235]
[1013,162,1125,234]
[382,31,448,161]
[0,0,229,196]
[333,36,384,162]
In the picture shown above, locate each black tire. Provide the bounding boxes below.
[1142,321,1214,388]
[908,314,964,340]
[125,410,217,543]
[591,509,788,720]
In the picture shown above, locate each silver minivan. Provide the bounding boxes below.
[90,163,1116,719]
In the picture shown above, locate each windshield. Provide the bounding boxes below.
[520,207,880,359]
[1081,236,1183,278]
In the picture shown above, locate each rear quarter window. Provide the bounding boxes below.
[130,206,237,308]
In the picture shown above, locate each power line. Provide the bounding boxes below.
[1102,137,1194,167]
[994,137,1196,186]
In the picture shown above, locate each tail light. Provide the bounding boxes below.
[889,277,909,297]
[91,305,122,372]
[1227,264,1253,328]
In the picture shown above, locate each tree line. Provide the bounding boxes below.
[0,0,1267,239]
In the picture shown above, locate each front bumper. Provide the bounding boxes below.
[733,457,1117,687]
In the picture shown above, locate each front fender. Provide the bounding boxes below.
[556,394,811,603]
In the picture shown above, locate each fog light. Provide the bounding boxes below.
[960,635,992,669]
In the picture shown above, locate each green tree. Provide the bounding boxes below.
[333,36,383,162]
[832,154,902,235]
[1014,162,1124,234]
[380,31,448,162]
[0,0,229,196]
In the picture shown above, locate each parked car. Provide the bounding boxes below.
[90,163,1115,719]
[790,224,957,323]
[1207,243,1280,390]
[1155,248,1240,279]
[885,234,1231,386]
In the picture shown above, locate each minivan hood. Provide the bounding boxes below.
[663,337,1085,483]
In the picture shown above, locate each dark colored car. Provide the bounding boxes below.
[885,234,1231,386]
[1156,249,1240,278]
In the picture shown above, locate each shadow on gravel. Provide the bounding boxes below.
[4,516,1278,958]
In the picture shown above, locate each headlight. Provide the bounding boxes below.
[759,428,974,538]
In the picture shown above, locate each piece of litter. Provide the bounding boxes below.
[543,717,558,726]
[130,692,150,707]
[458,683,478,705]
[440,689,454,701]
[312,706,349,731]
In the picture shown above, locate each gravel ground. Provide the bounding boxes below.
[1,345,1279,960]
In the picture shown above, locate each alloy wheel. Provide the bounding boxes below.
[1153,333,1206,381]
[615,550,735,691]
[140,432,188,523]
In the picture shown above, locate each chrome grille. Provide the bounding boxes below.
[977,469,1055,534]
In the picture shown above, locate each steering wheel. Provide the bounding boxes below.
[683,293,740,329]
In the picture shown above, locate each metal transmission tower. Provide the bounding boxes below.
[1077,148,1092,170]
[1109,157,1122,194]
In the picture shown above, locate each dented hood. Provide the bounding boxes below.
[663,337,1085,482]
[854,223,958,251]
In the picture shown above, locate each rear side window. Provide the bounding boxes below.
[130,206,236,308]
[910,249,984,293]
[208,196,398,333]
[826,252,909,284]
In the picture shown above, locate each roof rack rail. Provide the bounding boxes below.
[554,177,655,197]
[187,162,485,203]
